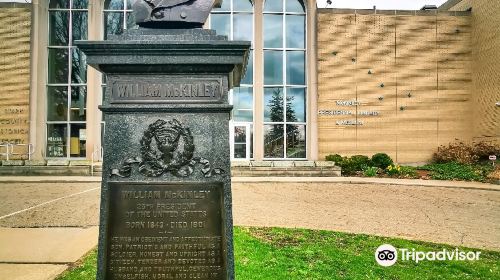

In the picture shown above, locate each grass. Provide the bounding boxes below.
[57,248,97,280]
[57,227,500,280]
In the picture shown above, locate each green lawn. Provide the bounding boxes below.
[57,227,500,280]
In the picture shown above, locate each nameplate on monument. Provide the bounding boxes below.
[110,77,223,104]
[106,182,226,280]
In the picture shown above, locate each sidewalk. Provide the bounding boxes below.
[0,227,99,280]
[0,175,497,191]
[0,181,100,280]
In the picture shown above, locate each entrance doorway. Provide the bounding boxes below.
[230,122,253,160]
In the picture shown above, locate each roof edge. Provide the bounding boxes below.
[317,8,471,16]
[438,0,465,11]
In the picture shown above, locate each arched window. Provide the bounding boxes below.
[263,0,306,159]
[211,0,254,159]
[47,0,89,158]
[103,0,136,39]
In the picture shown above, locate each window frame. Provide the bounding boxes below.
[210,0,256,160]
[102,0,135,39]
[263,0,307,160]
[46,0,89,159]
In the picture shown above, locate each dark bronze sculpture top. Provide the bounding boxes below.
[133,0,222,28]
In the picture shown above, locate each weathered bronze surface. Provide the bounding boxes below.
[133,0,223,28]
[105,182,226,280]
[109,118,226,179]
[109,76,224,104]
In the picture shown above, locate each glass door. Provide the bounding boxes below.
[231,122,253,160]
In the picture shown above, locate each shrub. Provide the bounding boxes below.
[326,154,372,175]
[472,141,500,161]
[398,166,418,178]
[371,153,393,169]
[342,155,371,175]
[433,141,477,164]
[325,154,343,164]
[383,164,419,178]
[433,140,499,164]
[363,166,378,177]
[386,164,401,176]
[351,155,371,166]
[339,155,372,176]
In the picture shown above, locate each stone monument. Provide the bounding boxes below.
[76,1,250,279]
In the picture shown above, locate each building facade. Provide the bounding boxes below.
[0,0,498,164]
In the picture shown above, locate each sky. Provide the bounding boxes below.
[316,0,449,10]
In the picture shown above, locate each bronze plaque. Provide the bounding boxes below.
[109,77,223,104]
[106,182,226,280]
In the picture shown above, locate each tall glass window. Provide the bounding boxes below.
[211,0,254,159]
[100,0,136,155]
[47,0,88,158]
[103,0,135,39]
[263,0,306,159]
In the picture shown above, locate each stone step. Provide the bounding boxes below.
[0,166,93,176]
[231,161,341,177]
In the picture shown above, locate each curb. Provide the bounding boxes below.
[232,177,500,192]
[0,177,101,183]
[0,176,497,192]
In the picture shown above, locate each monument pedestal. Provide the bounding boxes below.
[77,28,249,280]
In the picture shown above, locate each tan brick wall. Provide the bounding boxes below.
[0,4,31,151]
[317,10,472,163]
[470,0,500,141]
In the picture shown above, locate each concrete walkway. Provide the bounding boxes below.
[0,181,100,280]
[0,227,98,263]
[0,227,99,280]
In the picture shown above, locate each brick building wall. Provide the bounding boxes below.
[470,0,500,141]
[0,3,31,151]
[317,9,472,163]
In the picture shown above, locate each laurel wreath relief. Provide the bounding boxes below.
[110,119,225,178]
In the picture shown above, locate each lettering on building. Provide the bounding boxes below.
[336,120,364,126]
[358,111,379,116]
[319,101,379,126]
[336,100,360,106]
[318,110,353,116]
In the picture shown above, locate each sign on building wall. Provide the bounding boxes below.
[0,5,31,146]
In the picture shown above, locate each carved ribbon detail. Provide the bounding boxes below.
[110,119,225,178]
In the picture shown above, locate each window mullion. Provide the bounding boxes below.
[67,1,73,158]
[282,7,287,158]
[123,9,126,30]
[230,12,234,41]
[246,123,251,159]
